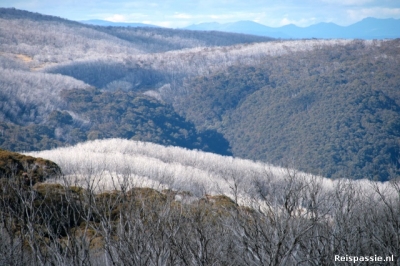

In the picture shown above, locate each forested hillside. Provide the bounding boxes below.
[1,8,248,154]
[1,8,400,181]
[0,8,272,67]
[176,40,400,180]
[0,86,230,154]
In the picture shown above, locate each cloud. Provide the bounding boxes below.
[104,13,150,22]
[171,13,193,19]
[104,14,127,22]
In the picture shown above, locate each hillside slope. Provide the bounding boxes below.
[25,138,393,198]
[0,8,242,154]
[1,8,399,181]
[0,86,230,155]
[0,148,60,183]
[176,39,400,180]
[0,8,273,67]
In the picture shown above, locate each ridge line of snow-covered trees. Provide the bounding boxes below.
[25,138,398,201]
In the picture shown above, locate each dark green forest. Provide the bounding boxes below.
[177,40,400,180]
[0,88,230,155]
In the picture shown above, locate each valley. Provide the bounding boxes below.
[0,7,400,265]
[1,9,399,180]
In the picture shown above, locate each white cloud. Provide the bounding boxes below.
[104,14,127,22]
[171,13,193,19]
[154,21,188,28]
[104,13,150,22]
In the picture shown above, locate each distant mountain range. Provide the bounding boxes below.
[80,17,399,39]
[184,18,400,39]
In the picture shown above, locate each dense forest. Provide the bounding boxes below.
[1,7,400,182]
[0,86,230,155]
[176,40,400,180]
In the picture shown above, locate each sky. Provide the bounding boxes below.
[2,0,400,28]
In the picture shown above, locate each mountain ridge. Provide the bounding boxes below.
[77,16,400,39]
[184,17,400,39]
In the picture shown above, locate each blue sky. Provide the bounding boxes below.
[2,0,400,28]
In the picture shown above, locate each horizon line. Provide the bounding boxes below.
[77,16,397,29]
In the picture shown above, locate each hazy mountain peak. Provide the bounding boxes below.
[185,20,289,38]
[184,17,400,39]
